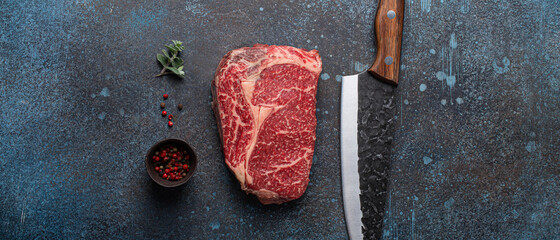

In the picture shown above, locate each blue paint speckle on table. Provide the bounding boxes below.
[493,57,511,74]
[419,83,427,92]
[444,197,455,209]
[0,0,559,239]
[525,141,537,153]
[99,87,110,97]
[354,61,368,72]
[98,112,107,120]
[336,75,342,82]
[210,221,220,230]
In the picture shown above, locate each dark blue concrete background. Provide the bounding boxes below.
[0,0,558,239]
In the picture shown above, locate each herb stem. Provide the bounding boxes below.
[155,72,172,77]
[155,52,179,77]
[156,61,171,77]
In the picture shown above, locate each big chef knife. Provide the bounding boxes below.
[340,0,404,239]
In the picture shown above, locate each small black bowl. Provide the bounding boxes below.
[145,138,198,187]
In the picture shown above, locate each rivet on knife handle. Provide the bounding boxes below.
[367,0,405,85]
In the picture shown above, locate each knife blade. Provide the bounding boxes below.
[340,0,405,239]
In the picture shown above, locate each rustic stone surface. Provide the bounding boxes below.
[0,0,558,239]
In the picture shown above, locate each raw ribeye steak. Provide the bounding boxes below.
[212,44,322,204]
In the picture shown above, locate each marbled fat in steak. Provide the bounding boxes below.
[212,44,322,204]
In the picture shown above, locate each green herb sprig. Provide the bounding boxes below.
[156,40,185,78]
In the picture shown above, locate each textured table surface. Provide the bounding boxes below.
[1,0,559,239]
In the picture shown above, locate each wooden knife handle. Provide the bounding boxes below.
[368,0,405,85]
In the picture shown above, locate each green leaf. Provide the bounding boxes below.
[171,57,184,68]
[165,45,178,54]
[161,49,169,58]
[172,40,184,50]
[172,40,180,46]
[166,66,185,78]
[178,66,184,71]
[156,54,168,66]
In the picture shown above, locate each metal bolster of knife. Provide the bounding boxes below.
[367,0,405,86]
